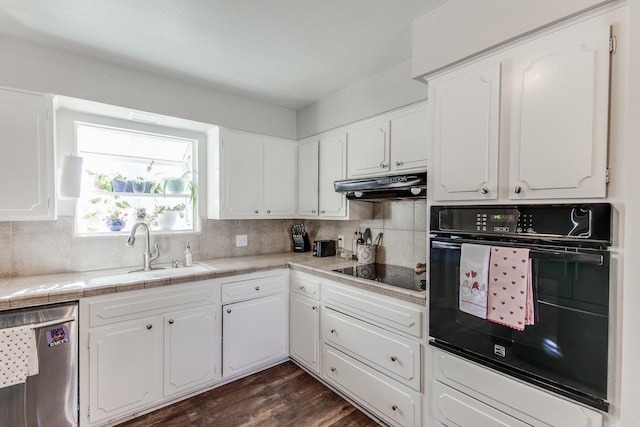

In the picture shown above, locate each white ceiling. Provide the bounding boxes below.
[0,0,445,109]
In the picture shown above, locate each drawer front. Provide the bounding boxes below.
[221,272,287,304]
[324,345,421,427]
[323,308,421,391]
[433,350,603,427]
[433,381,529,427]
[289,271,320,299]
[324,282,423,338]
[88,281,219,327]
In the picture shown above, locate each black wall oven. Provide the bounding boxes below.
[429,203,612,411]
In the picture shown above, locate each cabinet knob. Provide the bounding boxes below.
[480,186,489,194]
[254,209,259,214]
[320,210,326,214]
[390,356,397,362]
[312,306,317,311]
[330,367,336,372]
[146,324,153,330]
[330,329,336,334]
[392,404,398,411]
[514,186,522,194]
[255,286,260,291]
[266,210,271,214]
[227,309,232,314]
[379,161,388,168]
[394,161,404,167]
[299,285,305,290]
[311,210,317,213]
[168,319,174,324]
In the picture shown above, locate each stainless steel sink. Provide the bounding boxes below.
[86,264,212,286]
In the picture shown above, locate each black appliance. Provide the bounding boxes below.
[429,203,612,411]
[334,172,426,201]
[333,263,426,292]
[313,240,336,257]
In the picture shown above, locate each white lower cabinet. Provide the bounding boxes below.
[289,271,321,374]
[81,281,221,427]
[221,270,289,378]
[431,349,603,427]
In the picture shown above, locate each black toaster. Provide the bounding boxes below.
[312,240,336,257]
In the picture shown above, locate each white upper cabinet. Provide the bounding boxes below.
[508,24,611,200]
[430,18,612,201]
[389,103,429,173]
[0,87,55,220]
[430,63,501,201]
[297,139,319,216]
[318,134,348,217]
[209,128,296,219]
[347,118,391,178]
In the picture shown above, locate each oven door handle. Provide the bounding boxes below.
[431,241,604,265]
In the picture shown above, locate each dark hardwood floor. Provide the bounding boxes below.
[117,361,381,427]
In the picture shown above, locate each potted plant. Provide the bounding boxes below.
[87,170,112,191]
[131,176,147,193]
[149,203,185,230]
[103,196,132,231]
[111,173,128,193]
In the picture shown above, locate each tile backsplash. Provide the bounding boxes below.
[0,200,426,277]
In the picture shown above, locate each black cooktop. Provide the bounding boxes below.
[332,263,426,292]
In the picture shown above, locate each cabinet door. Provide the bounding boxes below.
[391,104,429,172]
[89,317,163,425]
[319,134,347,217]
[223,293,288,378]
[263,137,297,216]
[220,129,263,217]
[290,293,320,374]
[0,88,55,220]
[163,305,219,397]
[297,139,319,216]
[347,118,390,178]
[509,25,611,199]
[431,62,501,201]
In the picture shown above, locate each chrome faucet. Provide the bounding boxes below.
[126,222,160,271]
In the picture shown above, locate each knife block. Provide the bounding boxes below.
[292,233,311,252]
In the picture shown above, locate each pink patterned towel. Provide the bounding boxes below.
[0,326,39,389]
[459,244,491,319]
[487,247,535,331]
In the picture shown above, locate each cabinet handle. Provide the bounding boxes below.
[390,356,397,362]
[227,309,232,314]
[394,161,404,167]
[146,324,153,330]
[255,286,260,291]
[312,306,317,311]
[299,285,305,290]
[330,329,336,334]
[392,404,398,411]
[254,209,259,214]
[330,367,336,372]
[168,319,174,325]
[320,210,325,214]
[266,210,271,214]
[379,161,388,168]
[480,186,489,194]
[311,210,317,213]
[514,186,522,194]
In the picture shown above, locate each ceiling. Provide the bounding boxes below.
[0,0,445,110]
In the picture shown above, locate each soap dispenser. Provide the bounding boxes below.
[184,241,193,267]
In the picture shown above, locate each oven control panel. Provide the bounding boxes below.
[431,204,612,244]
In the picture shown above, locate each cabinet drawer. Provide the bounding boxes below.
[323,282,423,338]
[221,271,287,304]
[323,308,420,391]
[433,381,528,427]
[289,270,320,300]
[433,350,603,427]
[88,281,219,327]
[323,345,421,427]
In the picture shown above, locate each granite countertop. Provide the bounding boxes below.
[0,253,427,310]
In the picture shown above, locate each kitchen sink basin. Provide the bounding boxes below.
[86,264,212,286]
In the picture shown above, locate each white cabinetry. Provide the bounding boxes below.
[321,280,424,427]
[208,128,296,219]
[80,281,220,426]
[221,270,289,378]
[0,87,55,220]
[430,19,611,201]
[389,103,429,173]
[289,271,321,374]
[297,134,372,220]
[347,118,391,178]
[431,349,603,427]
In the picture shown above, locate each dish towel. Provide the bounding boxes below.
[487,247,535,331]
[459,243,491,319]
[0,326,39,389]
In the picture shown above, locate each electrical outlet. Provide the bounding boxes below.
[337,235,344,248]
[235,235,248,247]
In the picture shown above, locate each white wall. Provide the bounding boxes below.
[412,0,617,78]
[296,59,427,138]
[0,34,297,139]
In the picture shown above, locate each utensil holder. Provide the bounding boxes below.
[357,244,377,264]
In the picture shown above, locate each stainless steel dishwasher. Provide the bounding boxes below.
[0,302,78,426]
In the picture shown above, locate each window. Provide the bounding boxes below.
[75,123,197,234]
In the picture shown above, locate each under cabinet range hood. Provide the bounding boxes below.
[334,172,427,201]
